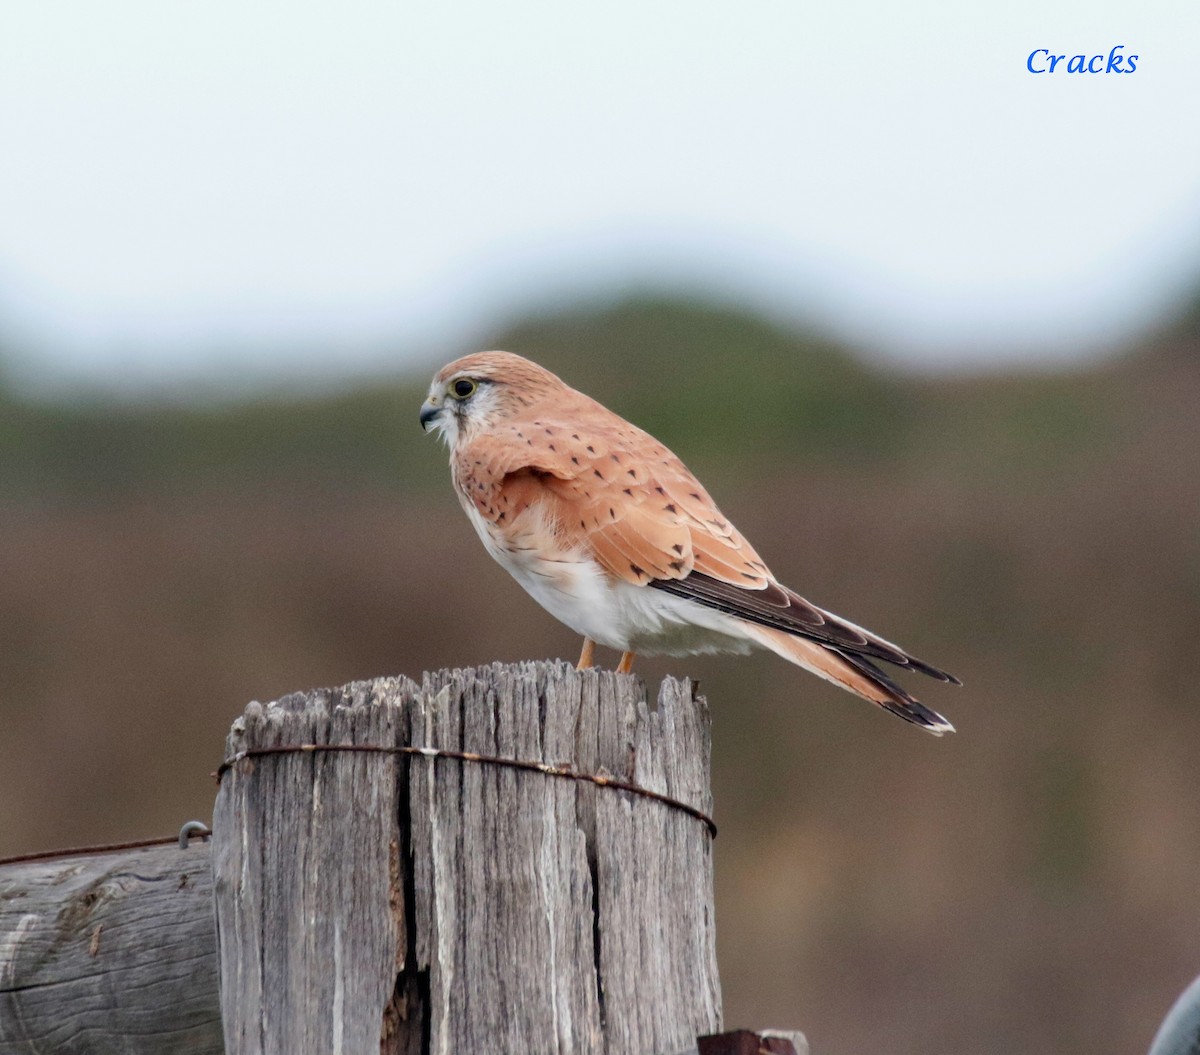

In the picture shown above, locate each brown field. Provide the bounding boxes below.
[2,299,1199,1053]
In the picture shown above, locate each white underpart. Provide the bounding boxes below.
[460,499,757,657]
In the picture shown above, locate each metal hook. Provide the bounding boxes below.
[178,820,212,849]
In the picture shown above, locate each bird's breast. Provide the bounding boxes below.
[455,492,754,657]
[457,494,621,641]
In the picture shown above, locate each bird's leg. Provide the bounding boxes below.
[576,637,596,670]
[616,651,637,674]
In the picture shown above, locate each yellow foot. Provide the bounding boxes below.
[576,637,596,670]
[616,651,636,674]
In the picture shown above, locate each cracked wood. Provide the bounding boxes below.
[213,660,721,1055]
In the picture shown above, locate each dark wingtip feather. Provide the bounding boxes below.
[902,656,963,686]
[834,649,957,735]
[650,573,961,684]
[877,696,956,735]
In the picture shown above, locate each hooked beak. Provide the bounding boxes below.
[419,399,442,432]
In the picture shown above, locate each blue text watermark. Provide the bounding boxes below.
[1027,46,1138,74]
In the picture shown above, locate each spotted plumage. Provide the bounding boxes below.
[420,351,960,734]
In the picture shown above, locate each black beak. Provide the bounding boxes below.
[419,402,441,431]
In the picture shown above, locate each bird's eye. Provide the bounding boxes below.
[450,378,477,400]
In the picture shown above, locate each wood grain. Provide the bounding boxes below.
[0,842,221,1055]
[213,660,721,1054]
[212,678,410,1055]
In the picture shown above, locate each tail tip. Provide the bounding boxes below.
[885,700,956,736]
[925,715,956,736]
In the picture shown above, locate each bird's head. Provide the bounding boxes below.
[420,351,567,447]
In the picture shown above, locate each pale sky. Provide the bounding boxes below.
[1,1,1199,391]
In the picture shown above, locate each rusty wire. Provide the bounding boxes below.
[0,822,212,869]
[216,742,718,838]
[0,744,715,870]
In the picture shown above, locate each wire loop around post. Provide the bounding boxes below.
[216,742,717,839]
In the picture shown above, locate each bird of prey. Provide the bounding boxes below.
[420,351,959,734]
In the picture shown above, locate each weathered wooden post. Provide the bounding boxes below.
[211,660,722,1055]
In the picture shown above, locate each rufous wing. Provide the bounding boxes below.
[455,407,772,591]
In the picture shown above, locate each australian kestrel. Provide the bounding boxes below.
[420,351,960,733]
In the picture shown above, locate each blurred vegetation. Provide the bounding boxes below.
[1,298,910,497]
[0,381,438,499]
[490,298,910,467]
[0,296,1143,498]
[2,294,1199,1055]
